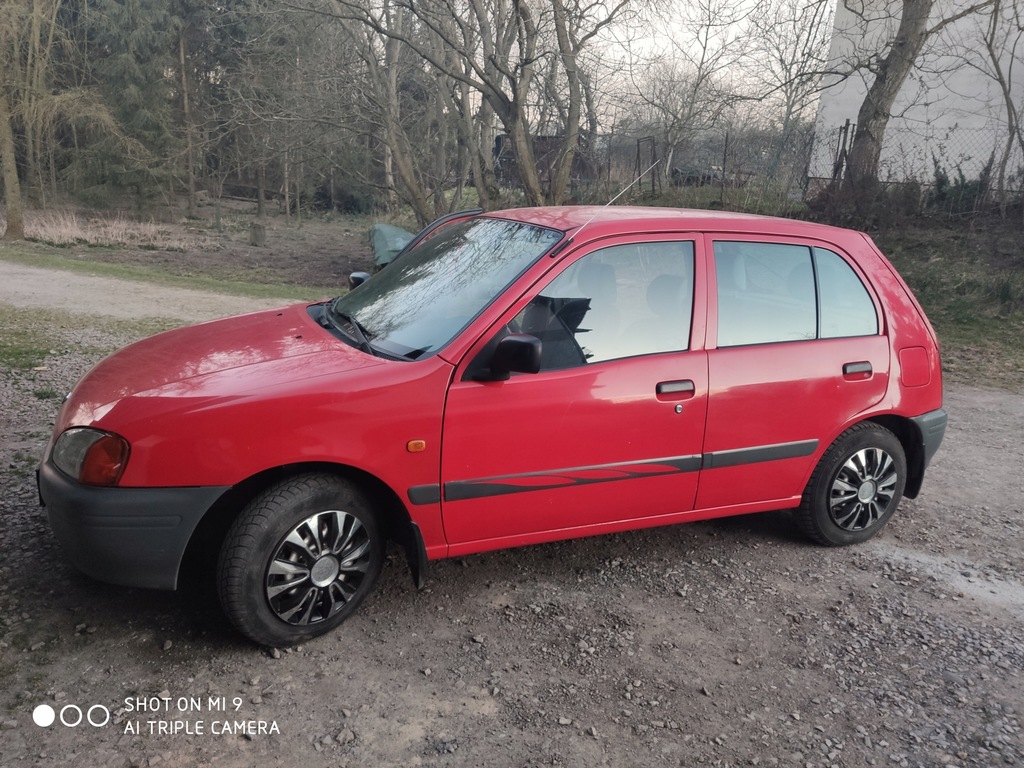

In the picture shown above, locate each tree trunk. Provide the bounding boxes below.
[664,145,677,181]
[843,0,933,194]
[388,111,433,225]
[509,120,544,206]
[476,99,500,206]
[378,13,431,224]
[256,165,266,218]
[24,0,42,205]
[982,0,1021,217]
[179,31,197,217]
[432,79,448,216]
[0,93,25,241]
[283,154,291,222]
[295,161,302,225]
[458,80,490,210]
[549,0,582,205]
[383,142,396,210]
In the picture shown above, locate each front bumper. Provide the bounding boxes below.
[38,459,228,590]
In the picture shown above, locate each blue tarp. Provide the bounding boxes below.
[369,223,414,268]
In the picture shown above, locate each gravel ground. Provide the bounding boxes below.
[0,261,1021,768]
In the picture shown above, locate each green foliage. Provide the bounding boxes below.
[0,308,51,370]
[874,221,1024,388]
[62,0,176,197]
[644,184,808,218]
[925,153,994,217]
[48,0,271,203]
[90,0,174,144]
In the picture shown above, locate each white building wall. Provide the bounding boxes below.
[809,0,1024,186]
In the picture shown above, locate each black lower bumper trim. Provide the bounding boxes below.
[38,460,229,590]
[911,407,948,470]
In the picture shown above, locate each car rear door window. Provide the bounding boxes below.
[715,242,816,346]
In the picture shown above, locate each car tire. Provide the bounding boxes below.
[797,423,907,546]
[217,473,384,646]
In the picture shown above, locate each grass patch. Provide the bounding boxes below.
[624,183,810,218]
[8,450,40,480]
[0,306,53,369]
[23,209,209,250]
[874,220,1024,390]
[0,341,50,370]
[0,305,183,375]
[0,244,334,302]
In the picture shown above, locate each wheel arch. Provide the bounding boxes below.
[180,462,427,589]
[864,414,925,499]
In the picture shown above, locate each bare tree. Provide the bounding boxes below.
[0,0,59,239]
[0,0,130,240]
[0,90,24,240]
[345,7,436,222]
[839,0,995,200]
[627,0,755,179]
[215,1,387,221]
[966,0,1024,216]
[326,0,629,207]
[747,0,833,183]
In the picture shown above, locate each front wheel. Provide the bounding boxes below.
[797,423,907,546]
[217,474,384,646]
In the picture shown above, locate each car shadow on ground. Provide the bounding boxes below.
[416,508,808,590]
[25,507,808,651]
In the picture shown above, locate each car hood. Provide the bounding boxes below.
[60,303,382,426]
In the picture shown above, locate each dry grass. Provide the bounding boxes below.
[19,210,212,250]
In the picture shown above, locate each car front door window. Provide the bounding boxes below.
[515,241,695,367]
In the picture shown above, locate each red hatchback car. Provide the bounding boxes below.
[39,207,947,646]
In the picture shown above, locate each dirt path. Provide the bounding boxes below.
[0,264,1021,768]
[0,260,297,322]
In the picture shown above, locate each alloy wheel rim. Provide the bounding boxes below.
[265,510,371,625]
[828,447,898,531]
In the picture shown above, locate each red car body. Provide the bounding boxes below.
[39,207,946,645]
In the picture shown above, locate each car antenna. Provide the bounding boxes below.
[549,158,662,257]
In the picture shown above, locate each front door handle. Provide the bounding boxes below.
[656,380,695,399]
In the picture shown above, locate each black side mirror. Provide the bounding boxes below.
[487,333,541,380]
[349,271,371,289]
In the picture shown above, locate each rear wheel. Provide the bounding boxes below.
[797,423,906,546]
[217,474,383,646]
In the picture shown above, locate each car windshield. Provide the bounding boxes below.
[329,216,562,360]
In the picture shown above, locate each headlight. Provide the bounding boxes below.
[52,428,130,486]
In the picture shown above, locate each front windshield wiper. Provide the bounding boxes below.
[327,299,375,355]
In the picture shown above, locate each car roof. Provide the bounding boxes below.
[485,206,860,244]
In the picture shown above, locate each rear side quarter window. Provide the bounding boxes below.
[813,247,879,338]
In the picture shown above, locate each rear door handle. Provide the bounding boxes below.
[843,361,872,376]
[656,380,695,399]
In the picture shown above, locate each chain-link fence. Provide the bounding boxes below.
[496,120,1022,220]
[808,121,1024,218]
[568,126,816,216]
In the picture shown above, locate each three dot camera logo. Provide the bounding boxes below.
[33,703,111,728]
[32,695,280,737]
